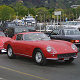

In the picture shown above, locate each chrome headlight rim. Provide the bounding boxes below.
[46,46,52,52]
[46,46,57,54]
[71,44,77,51]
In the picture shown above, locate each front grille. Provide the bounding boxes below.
[58,53,76,58]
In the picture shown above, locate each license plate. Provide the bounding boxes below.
[64,57,69,60]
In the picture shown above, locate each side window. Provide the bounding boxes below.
[16,34,23,40]
[24,34,31,41]
[51,30,59,35]
[59,30,62,35]
[62,30,65,35]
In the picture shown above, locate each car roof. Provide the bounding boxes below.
[18,32,42,35]
[54,27,77,30]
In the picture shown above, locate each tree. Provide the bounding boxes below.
[36,7,51,22]
[65,8,76,21]
[76,6,80,18]
[0,5,15,21]
[52,8,66,22]
[11,2,28,19]
[27,8,36,16]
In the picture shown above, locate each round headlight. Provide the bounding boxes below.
[46,46,52,52]
[71,44,77,51]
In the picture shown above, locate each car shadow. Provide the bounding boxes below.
[45,60,76,67]
[1,54,76,67]
[15,56,76,67]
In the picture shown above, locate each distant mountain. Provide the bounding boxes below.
[0,0,80,8]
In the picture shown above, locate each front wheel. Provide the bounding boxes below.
[65,58,74,63]
[34,49,47,65]
[7,46,16,59]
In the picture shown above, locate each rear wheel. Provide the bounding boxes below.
[7,46,16,59]
[33,49,47,65]
[65,58,74,63]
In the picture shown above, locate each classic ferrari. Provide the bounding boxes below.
[0,31,11,53]
[4,32,78,65]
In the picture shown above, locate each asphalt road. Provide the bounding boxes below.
[0,53,80,80]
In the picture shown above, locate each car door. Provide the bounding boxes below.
[13,34,25,54]
[13,34,32,56]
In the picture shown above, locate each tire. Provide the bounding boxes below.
[65,58,74,63]
[7,46,16,59]
[34,49,47,65]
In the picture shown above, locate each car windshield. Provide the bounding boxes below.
[24,33,51,41]
[64,29,80,35]
[0,32,5,36]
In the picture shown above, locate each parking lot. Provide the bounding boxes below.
[0,53,80,80]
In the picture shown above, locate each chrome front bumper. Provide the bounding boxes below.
[1,49,7,53]
[46,56,78,60]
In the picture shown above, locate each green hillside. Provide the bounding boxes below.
[0,0,80,8]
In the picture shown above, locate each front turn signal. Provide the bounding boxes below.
[71,40,79,43]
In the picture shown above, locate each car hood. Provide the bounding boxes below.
[31,40,77,54]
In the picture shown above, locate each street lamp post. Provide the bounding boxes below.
[35,15,38,29]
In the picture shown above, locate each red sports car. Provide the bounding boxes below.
[4,32,78,65]
[0,31,11,53]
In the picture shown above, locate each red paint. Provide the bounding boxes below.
[4,32,78,59]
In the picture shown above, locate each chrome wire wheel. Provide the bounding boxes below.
[35,52,42,63]
[34,49,47,65]
[8,47,13,57]
[7,46,16,59]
